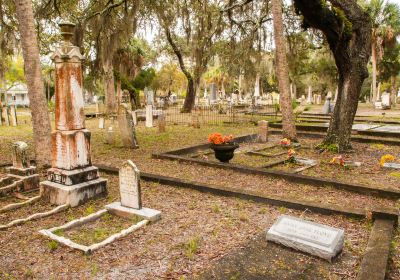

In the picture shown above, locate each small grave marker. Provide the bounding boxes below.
[146,105,153,127]
[266,215,344,261]
[106,161,161,222]
[119,160,142,209]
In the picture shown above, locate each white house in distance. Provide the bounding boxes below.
[4,83,30,107]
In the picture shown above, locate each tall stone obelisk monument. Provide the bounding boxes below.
[41,22,107,207]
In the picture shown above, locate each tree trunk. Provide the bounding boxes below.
[371,39,377,103]
[271,0,297,140]
[116,79,122,113]
[103,61,116,114]
[294,0,371,152]
[182,78,195,112]
[390,75,397,107]
[164,27,195,113]
[15,0,51,167]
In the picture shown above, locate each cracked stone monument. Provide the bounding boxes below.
[40,22,107,207]
[7,141,39,191]
[106,160,161,222]
[267,215,344,261]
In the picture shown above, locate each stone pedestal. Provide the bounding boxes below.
[258,120,269,143]
[40,22,107,207]
[41,178,107,207]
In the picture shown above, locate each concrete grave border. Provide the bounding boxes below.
[96,166,398,278]
[149,135,400,199]
[0,204,69,230]
[97,165,398,223]
[39,208,154,254]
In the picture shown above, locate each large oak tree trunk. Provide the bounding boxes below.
[272,0,297,140]
[294,0,371,151]
[15,0,52,167]
[164,27,195,113]
[103,61,116,114]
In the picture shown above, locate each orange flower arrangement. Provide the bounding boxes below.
[280,138,291,146]
[380,154,395,167]
[287,149,296,163]
[208,133,234,145]
[330,155,345,166]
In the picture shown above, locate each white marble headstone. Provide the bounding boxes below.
[145,105,153,128]
[266,215,344,261]
[119,160,142,209]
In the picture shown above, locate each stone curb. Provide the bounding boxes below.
[357,219,395,280]
[96,164,398,223]
[151,152,400,199]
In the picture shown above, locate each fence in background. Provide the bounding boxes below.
[160,103,278,126]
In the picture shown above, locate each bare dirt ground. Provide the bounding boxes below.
[0,116,399,279]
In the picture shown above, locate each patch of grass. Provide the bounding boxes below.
[230,272,241,280]
[53,229,64,236]
[184,237,200,260]
[90,263,98,276]
[188,201,197,210]
[390,172,400,178]
[85,205,95,215]
[370,143,387,150]
[239,212,249,222]
[212,203,221,213]
[278,207,287,214]
[47,240,58,251]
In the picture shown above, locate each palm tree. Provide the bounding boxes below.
[14,0,51,167]
[366,0,400,102]
[271,0,297,140]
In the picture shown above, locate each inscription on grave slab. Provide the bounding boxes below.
[383,162,400,170]
[119,160,142,209]
[266,215,344,261]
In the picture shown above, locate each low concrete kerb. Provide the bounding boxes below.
[96,164,399,224]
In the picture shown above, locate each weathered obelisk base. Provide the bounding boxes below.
[40,22,107,207]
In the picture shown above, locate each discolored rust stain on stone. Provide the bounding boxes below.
[55,62,85,131]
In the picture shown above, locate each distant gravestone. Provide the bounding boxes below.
[98,117,105,129]
[12,141,30,169]
[266,215,344,261]
[10,105,17,126]
[105,126,115,145]
[158,113,166,133]
[258,120,269,143]
[210,83,217,102]
[119,160,142,209]
[118,105,138,148]
[191,113,200,129]
[146,105,153,128]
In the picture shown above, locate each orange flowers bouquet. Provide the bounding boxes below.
[208,133,234,145]
[280,138,291,146]
[287,149,296,163]
[330,155,345,166]
[380,154,395,167]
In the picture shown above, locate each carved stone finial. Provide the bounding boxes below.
[59,21,75,44]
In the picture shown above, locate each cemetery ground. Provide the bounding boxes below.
[0,115,400,279]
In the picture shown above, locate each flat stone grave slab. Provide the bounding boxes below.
[266,215,344,261]
[383,162,400,170]
[352,124,382,131]
[370,125,400,133]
